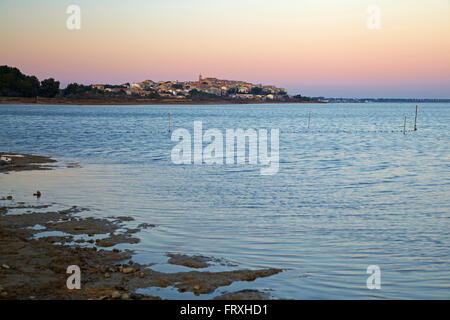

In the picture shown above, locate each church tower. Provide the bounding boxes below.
[199,74,202,83]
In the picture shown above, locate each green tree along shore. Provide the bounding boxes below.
[0,66,59,98]
[0,65,318,103]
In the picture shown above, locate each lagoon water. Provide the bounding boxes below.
[0,103,449,299]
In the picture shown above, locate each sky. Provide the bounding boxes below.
[1,0,449,98]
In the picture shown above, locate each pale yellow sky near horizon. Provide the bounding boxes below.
[1,0,449,97]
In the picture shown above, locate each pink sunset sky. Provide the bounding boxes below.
[1,0,449,98]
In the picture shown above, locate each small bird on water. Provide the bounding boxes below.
[33,191,41,198]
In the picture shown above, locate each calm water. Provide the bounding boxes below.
[0,103,449,299]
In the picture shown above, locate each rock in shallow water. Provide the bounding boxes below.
[121,267,134,274]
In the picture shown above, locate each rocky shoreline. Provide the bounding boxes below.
[0,153,57,173]
[0,153,283,300]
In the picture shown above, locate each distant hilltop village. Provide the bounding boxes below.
[91,75,290,101]
[3,66,448,105]
[0,65,320,104]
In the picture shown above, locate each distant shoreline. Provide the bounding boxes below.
[1,97,448,105]
[0,97,324,106]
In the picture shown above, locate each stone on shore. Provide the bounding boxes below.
[121,267,134,274]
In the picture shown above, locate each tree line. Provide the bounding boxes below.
[0,65,113,99]
[0,65,158,99]
[0,66,60,98]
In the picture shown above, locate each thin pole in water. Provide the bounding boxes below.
[403,116,406,135]
[168,112,171,132]
[414,105,418,131]
[308,112,311,129]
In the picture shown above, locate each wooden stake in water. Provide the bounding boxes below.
[403,116,406,135]
[308,112,311,129]
[414,105,418,131]
[168,112,171,132]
